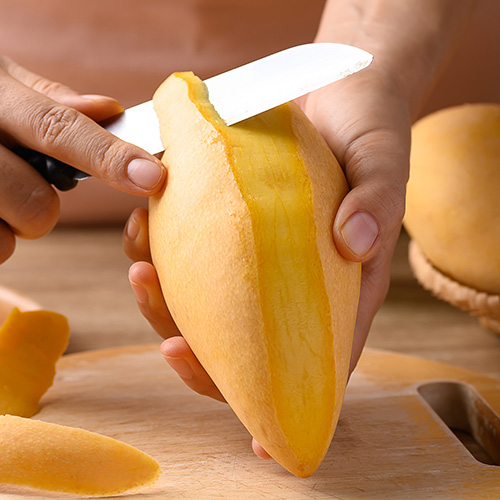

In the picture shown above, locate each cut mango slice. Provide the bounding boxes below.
[0,415,160,495]
[0,308,70,417]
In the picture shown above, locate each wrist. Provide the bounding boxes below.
[315,0,477,119]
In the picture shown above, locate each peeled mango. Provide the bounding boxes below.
[404,103,500,294]
[149,72,360,477]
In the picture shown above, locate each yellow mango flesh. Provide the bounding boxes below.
[222,96,336,454]
[0,415,160,495]
[150,72,360,476]
[0,308,69,417]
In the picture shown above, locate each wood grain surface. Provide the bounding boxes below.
[0,344,499,499]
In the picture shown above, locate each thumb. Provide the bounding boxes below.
[301,70,411,264]
[1,56,123,123]
[332,127,409,263]
[0,58,165,196]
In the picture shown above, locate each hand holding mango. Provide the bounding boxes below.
[0,56,165,264]
[122,0,490,474]
[124,62,410,475]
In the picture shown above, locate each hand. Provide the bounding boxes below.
[308,0,476,369]
[0,56,166,263]
[300,67,410,371]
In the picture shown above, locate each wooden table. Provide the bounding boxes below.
[1,226,498,379]
[1,226,500,499]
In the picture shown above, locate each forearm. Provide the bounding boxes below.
[315,0,477,118]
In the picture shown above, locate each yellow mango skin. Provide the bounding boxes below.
[0,308,70,417]
[404,103,500,294]
[0,415,160,495]
[150,72,360,477]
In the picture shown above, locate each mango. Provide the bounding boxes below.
[0,308,69,417]
[149,72,360,477]
[405,103,500,294]
[0,415,160,495]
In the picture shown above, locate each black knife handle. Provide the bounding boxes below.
[14,147,91,192]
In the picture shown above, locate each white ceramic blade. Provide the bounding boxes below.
[103,100,162,156]
[205,43,373,126]
[103,43,373,154]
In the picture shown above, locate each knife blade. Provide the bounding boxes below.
[105,43,373,156]
[22,43,372,190]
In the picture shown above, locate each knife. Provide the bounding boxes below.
[19,43,372,191]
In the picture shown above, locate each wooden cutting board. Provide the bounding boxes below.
[1,344,499,499]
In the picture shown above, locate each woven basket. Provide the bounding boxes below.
[408,240,500,335]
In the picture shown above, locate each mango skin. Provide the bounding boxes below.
[150,72,360,477]
[0,308,70,417]
[0,415,160,495]
[404,103,500,294]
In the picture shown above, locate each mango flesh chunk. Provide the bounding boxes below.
[0,308,70,417]
[150,72,360,477]
[0,415,160,495]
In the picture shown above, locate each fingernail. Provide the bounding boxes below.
[164,357,194,380]
[127,158,164,190]
[79,94,124,111]
[80,93,120,104]
[126,214,140,240]
[130,280,148,304]
[341,212,379,258]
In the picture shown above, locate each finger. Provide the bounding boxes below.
[128,261,227,403]
[162,337,264,445]
[160,336,225,402]
[0,145,59,239]
[252,439,272,459]
[0,73,165,196]
[128,261,180,340]
[332,126,409,263]
[0,220,16,264]
[123,207,152,263]
[0,56,124,123]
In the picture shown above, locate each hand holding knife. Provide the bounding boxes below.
[20,43,373,190]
